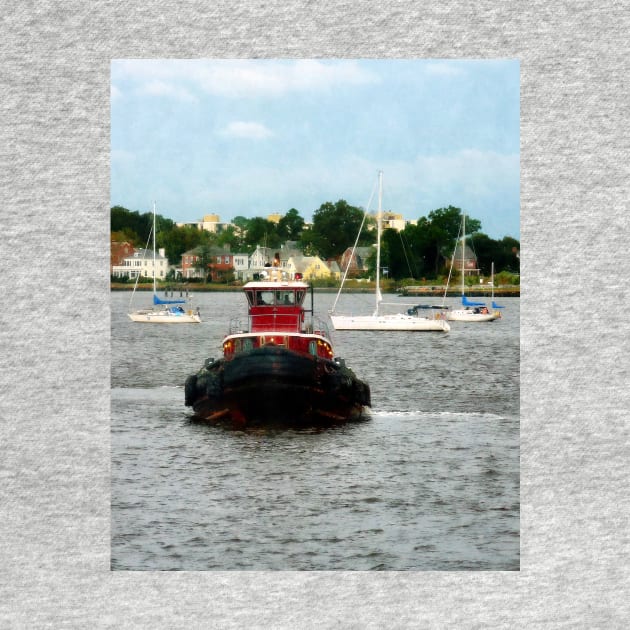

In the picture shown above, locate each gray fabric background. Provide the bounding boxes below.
[1,1,628,627]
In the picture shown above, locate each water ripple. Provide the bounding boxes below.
[111,291,520,570]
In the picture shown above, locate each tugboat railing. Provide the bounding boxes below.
[305,316,331,339]
[229,313,331,339]
[228,318,248,334]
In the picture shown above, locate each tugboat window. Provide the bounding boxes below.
[256,291,274,305]
[276,291,294,305]
[308,340,317,356]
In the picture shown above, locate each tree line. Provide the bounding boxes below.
[111,202,519,281]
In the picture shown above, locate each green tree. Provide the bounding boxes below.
[231,216,250,230]
[497,236,520,274]
[396,221,429,278]
[404,206,481,276]
[217,225,241,251]
[243,217,281,250]
[192,244,216,282]
[158,224,215,264]
[277,208,305,241]
[467,233,520,275]
[111,205,175,251]
[429,206,478,240]
[380,228,408,280]
[428,206,478,275]
[306,200,373,259]
[466,232,495,275]
[111,228,139,245]
[111,206,152,244]
[155,213,175,234]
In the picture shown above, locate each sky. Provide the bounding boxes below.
[111,59,520,239]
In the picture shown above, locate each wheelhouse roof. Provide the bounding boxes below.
[243,281,309,289]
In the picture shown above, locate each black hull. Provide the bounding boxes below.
[185,346,371,429]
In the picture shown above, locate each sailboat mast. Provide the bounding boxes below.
[152,201,157,295]
[374,171,383,315]
[461,212,465,295]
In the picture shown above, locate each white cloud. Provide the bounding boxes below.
[424,61,465,77]
[219,121,274,140]
[112,59,379,98]
[200,59,378,97]
[111,149,135,163]
[137,80,198,102]
[111,84,122,102]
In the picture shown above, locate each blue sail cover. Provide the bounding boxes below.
[153,294,186,305]
[491,301,505,309]
[462,294,486,307]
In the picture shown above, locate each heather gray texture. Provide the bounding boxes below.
[1,1,628,628]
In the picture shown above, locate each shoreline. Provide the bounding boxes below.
[111,284,520,297]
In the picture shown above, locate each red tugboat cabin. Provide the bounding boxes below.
[245,283,307,332]
[221,276,334,361]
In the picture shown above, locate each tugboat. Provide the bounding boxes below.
[185,270,371,428]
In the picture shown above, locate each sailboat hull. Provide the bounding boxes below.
[128,309,201,323]
[446,309,501,322]
[330,314,450,331]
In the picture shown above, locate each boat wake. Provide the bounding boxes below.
[370,409,514,421]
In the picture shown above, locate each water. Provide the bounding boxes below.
[111,290,519,570]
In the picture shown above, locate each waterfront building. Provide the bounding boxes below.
[112,248,170,280]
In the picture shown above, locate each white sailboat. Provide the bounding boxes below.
[329,172,450,332]
[128,203,201,324]
[445,212,501,323]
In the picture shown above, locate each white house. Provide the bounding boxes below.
[111,248,170,280]
[249,245,275,269]
[232,253,250,280]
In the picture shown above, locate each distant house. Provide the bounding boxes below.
[381,212,415,232]
[181,246,235,281]
[249,245,275,270]
[339,246,373,277]
[238,243,300,281]
[208,247,235,282]
[231,253,250,280]
[287,255,332,281]
[326,259,341,281]
[110,240,135,274]
[449,243,479,276]
[279,241,302,259]
[112,247,170,280]
[181,248,203,279]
